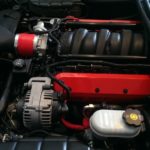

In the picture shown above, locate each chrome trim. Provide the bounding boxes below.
[14,34,19,48]
[33,35,39,51]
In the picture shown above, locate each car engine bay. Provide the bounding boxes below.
[0,0,150,149]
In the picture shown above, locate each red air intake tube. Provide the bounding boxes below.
[14,33,37,57]
[14,33,48,57]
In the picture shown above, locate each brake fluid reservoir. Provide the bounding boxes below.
[90,109,142,138]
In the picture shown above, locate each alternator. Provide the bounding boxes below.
[23,77,61,129]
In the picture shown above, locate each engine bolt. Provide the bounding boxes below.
[13,59,25,69]
[123,88,128,94]
[95,88,100,93]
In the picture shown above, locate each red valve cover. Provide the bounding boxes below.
[54,73,150,102]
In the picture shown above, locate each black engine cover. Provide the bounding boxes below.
[29,0,84,17]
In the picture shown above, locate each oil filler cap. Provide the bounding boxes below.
[123,109,144,127]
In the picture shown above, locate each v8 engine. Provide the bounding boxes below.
[0,0,150,150]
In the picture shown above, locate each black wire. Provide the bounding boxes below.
[23,129,65,137]
[47,60,150,69]
[49,23,61,46]
[0,58,12,64]
[46,68,71,100]
[23,130,51,137]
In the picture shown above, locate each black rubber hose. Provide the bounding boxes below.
[0,72,13,115]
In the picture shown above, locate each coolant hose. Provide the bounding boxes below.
[61,116,89,131]
[0,72,13,115]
